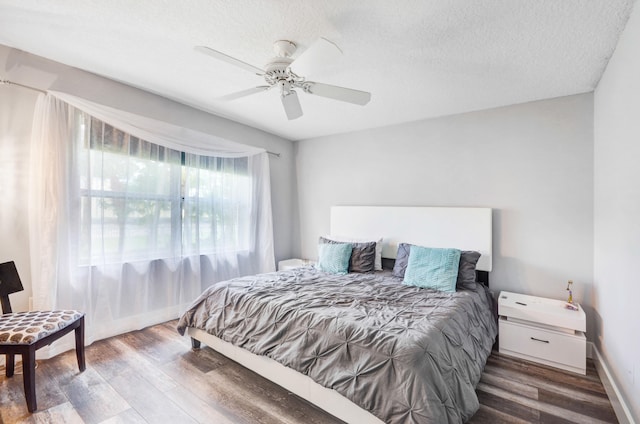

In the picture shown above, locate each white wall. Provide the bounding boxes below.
[0,45,297,311]
[296,94,595,333]
[594,1,640,421]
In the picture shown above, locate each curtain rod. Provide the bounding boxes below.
[2,79,282,157]
[0,79,47,94]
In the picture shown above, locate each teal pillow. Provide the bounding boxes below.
[403,246,461,292]
[316,243,352,275]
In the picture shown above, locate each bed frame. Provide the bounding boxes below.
[330,206,492,272]
[186,206,493,423]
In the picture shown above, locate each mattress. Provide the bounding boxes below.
[177,266,497,424]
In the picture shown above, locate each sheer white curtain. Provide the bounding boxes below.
[29,94,275,351]
[182,154,274,287]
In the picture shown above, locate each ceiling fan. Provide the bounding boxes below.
[195,38,371,120]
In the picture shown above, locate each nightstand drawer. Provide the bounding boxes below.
[499,317,586,374]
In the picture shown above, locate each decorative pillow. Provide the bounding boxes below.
[316,242,352,275]
[392,243,412,277]
[319,237,376,273]
[323,235,383,270]
[403,246,461,292]
[394,245,482,287]
[457,250,481,289]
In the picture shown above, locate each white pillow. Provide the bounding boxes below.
[324,235,383,270]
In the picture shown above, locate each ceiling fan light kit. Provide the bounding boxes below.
[196,37,371,120]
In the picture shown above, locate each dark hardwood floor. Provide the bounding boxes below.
[469,352,618,424]
[0,320,618,424]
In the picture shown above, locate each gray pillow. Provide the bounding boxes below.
[457,250,481,289]
[392,243,412,277]
[319,237,376,273]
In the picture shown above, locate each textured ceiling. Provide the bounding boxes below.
[0,1,635,140]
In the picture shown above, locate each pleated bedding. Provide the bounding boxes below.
[177,267,497,424]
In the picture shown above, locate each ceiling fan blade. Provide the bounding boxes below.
[303,82,371,106]
[281,90,303,120]
[290,38,342,76]
[195,45,264,75]
[219,86,271,101]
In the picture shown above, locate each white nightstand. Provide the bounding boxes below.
[498,291,586,374]
[277,259,314,271]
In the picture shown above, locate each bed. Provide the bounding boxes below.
[177,206,498,423]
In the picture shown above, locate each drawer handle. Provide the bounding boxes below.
[531,337,549,344]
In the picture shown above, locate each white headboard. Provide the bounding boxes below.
[330,206,493,272]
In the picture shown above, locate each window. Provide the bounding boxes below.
[77,116,251,265]
[182,154,251,256]
[30,94,274,342]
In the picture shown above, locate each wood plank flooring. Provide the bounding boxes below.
[469,352,618,424]
[0,320,618,424]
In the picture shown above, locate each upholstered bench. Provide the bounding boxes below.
[0,310,86,412]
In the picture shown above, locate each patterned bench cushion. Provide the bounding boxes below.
[0,310,84,345]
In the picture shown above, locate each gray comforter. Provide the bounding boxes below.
[177,267,497,424]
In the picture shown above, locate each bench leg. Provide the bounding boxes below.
[74,317,86,372]
[23,347,37,412]
[6,353,15,377]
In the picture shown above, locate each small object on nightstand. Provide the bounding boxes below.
[565,280,578,310]
[565,302,579,311]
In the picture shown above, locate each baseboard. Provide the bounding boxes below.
[589,342,636,424]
